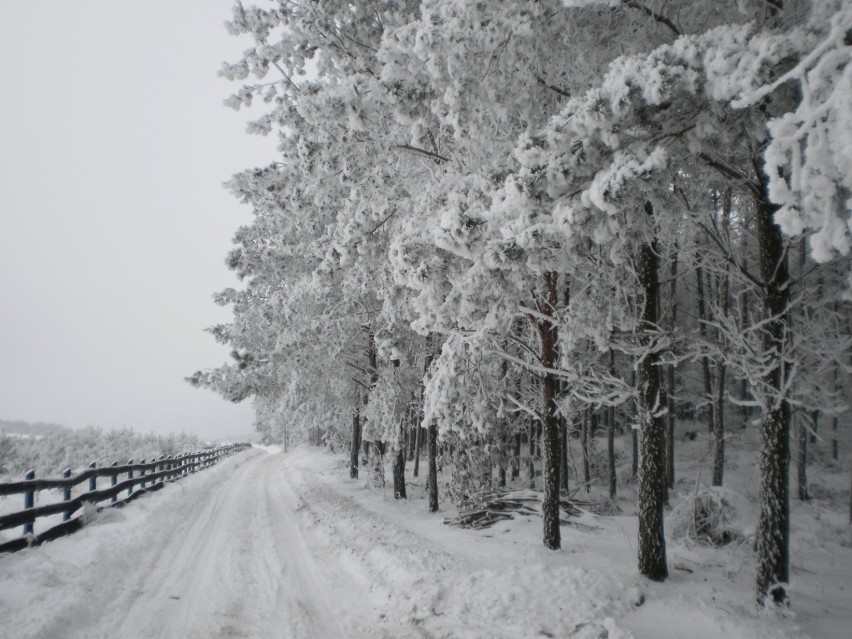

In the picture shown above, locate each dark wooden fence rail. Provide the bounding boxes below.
[0,443,251,554]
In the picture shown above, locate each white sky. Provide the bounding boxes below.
[0,1,276,439]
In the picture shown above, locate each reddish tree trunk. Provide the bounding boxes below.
[537,271,561,550]
[350,390,361,479]
[754,176,791,606]
[637,203,668,582]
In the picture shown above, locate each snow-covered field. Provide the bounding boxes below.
[0,445,848,639]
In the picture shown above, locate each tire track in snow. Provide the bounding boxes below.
[93,451,372,639]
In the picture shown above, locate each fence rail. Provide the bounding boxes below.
[0,443,251,554]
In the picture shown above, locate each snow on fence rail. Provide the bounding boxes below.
[0,442,251,554]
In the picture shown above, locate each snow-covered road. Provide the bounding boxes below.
[95,451,362,639]
[1,446,842,639]
[0,449,390,639]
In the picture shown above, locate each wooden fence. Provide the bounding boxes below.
[0,443,251,554]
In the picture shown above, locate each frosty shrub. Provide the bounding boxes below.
[589,496,622,517]
[669,487,740,547]
[446,441,493,504]
[370,451,386,490]
[0,434,17,475]
[588,440,621,485]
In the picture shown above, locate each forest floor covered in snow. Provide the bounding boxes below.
[0,439,849,639]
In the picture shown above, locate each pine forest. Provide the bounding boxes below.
[188,0,852,608]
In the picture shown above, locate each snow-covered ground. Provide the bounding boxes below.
[0,445,848,638]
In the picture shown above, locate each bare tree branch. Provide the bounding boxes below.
[537,76,571,98]
[365,208,399,237]
[273,62,300,93]
[698,152,761,197]
[396,144,451,164]
[622,1,681,37]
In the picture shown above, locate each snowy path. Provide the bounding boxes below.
[0,450,392,639]
[2,446,845,639]
[94,452,360,639]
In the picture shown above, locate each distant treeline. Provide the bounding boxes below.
[0,420,206,478]
[0,419,70,438]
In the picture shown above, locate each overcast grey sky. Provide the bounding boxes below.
[0,1,275,439]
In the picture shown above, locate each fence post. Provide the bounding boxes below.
[158,455,164,483]
[62,468,72,521]
[111,461,118,504]
[140,458,146,489]
[23,469,35,536]
[127,459,134,496]
[88,461,97,492]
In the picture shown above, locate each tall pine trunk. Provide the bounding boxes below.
[427,423,438,511]
[423,344,439,512]
[711,362,727,487]
[637,203,668,582]
[350,389,361,479]
[558,416,569,492]
[512,432,521,480]
[740,252,752,430]
[413,426,422,477]
[537,271,562,550]
[797,413,809,501]
[559,283,571,493]
[754,179,791,606]
[831,322,840,460]
[367,333,385,488]
[607,405,617,500]
[608,348,617,499]
[414,346,431,480]
[407,417,416,461]
[667,248,678,489]
[582,409,593,494]
[498,441,507,488]
[630,368,639,479]
[832,413,839,461]
[632,428,639,479]
[741,289,752,429]
[696,260,715,433]
[393,420,407,500]
[712,191,731,487]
